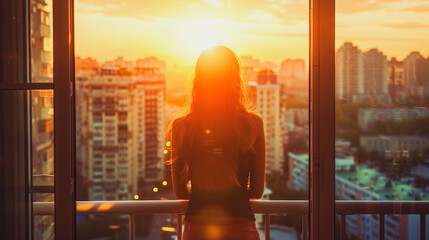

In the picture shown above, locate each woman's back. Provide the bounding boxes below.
[171,112,265,224]
[168,45,266,239]
[181,112,260,190]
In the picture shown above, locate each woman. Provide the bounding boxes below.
[168,46,266,240]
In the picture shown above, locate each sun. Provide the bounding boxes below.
[181,27,225,56]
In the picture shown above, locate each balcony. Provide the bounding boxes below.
[33,200,429,240]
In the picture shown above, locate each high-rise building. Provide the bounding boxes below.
[133,67,166,182]
[103,57,133,71]
[75,56,99,73]
[363,48,389,105]
[416,56,429,105]
[388,57,405,103]
[136,57,166,74]
[403,51,423,99]
[278,59,308,99]
[336,42,365,102]
[279,59,306,80]
[241,56,261,83]
[249,70,283,173]
[77,60,165,201]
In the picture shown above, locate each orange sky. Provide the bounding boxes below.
[75,0,429,66]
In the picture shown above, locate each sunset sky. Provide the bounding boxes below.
[75,0,429,66]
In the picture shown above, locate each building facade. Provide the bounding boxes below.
[360,135,429,156]
[358,108,429,131]
[249,70,283,173]
[77,63,165,201]
[278,59,308,99]
[388,58,405,104]
[363,49,389,103]
[336,42,365,102]
[403,52,423,99]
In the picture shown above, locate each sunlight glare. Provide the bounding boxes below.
[181,27,224,57]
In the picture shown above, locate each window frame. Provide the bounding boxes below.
[53,0,76,239]
[309,0,336,239]
[1,0,336,238]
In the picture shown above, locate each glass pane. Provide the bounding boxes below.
[335,0,429,239]
[32,90,54,188]
[75,0,309,238]
[31,90,54,240]
[33,193,55,240]
[30,0,53,82]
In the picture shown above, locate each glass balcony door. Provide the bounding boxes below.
[0,0,75,239]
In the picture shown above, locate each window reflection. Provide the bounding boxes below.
[31,0,53,83]
[31,90,54,240]
[32,90,54,187]
[33,193,55,240]
[30,0,54,238]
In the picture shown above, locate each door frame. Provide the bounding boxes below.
[309,0,336,239]
[53,0,76,239]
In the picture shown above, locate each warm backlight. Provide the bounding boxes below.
[97,203,114,211]
[161,227,176,232]
[181,28,224,58]
[109,225,120,230]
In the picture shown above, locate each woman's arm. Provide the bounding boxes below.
[249,115,266,199]
[171,118,191,199]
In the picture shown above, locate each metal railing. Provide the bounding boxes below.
[33,200,429,240]
[34,200,309,240]
[336,200,429,240]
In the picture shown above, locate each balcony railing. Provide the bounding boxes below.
[33,200,429,240]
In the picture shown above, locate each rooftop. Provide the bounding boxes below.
[336,165,429,200]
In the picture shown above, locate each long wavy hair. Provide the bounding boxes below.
[167,46,255,189]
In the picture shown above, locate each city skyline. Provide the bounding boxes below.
[75,42,428,79]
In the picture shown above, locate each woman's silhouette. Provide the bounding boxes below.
[168,46,266,240]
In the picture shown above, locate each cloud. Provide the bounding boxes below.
[382,23,429,29]
[336,0,402,14]
[246,31,308,38]
[75,0,307,24]
[201,0,223,8]
[248,10,283,23]
[404,5,429,12]
[337,1,382,13]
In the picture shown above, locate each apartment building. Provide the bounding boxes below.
[358,108,429,131]
[77,65,165,200]
[248,70,283,173]
[360,135,429,156]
